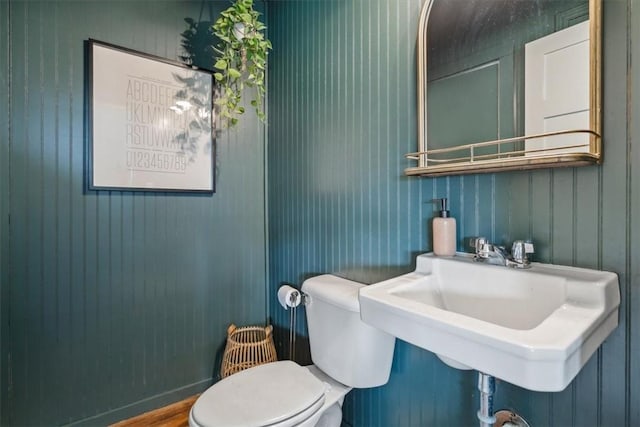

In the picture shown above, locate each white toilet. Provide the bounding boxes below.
[189,274,396,427]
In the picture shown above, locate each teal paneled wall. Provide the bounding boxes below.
[0,0,9,423]
[267,0,640,425]
[1,1,267,425]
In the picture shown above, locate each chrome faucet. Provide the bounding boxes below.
[470,237,534,269]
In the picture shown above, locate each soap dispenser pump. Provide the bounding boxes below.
[433,198,456,256]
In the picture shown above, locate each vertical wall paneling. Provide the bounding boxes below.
[2,1,268,425]
[0,0,10,423]
[267,0,640,425]
[574,168,603,425]
[599,0,630,425]
[631,0,640,423]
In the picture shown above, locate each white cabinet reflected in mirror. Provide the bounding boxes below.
[406,0,602,177]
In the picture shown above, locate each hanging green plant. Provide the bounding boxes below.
[212,0,272,127]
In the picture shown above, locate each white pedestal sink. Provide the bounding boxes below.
[359,252,620,392]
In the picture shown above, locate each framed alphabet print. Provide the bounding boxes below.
[88,39,214,192]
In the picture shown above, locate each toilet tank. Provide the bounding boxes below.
[301,274,395,388]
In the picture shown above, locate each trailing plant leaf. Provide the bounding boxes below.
[212,0,271,127]
[228,68,242,79]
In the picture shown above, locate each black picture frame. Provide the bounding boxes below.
[87,39,215,193]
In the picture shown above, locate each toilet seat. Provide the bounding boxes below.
[190,361,327,427]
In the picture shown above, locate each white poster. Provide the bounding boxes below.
[90,40,214,192]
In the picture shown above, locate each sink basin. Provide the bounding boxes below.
[358,252,620,392]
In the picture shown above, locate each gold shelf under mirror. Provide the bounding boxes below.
[405,129,601,177]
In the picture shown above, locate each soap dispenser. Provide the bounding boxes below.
[433,198,456,256]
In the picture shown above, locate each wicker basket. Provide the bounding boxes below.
[221,324,277,378]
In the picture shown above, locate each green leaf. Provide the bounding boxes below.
[214,59,228,70]
[228,68,241,79]
[214,72,224,81]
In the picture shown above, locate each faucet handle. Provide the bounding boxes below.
[511,240,534,264]
[470,237,487,249]
[470,237,489,257]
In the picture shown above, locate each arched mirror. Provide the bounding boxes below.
[406,0,602,176]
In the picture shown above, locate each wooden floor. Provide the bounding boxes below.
[111,395,198,427]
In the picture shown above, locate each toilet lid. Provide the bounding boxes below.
[191,361,327,427]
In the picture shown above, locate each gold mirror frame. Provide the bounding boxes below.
[406,0,602,177]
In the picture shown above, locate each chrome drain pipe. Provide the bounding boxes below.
[477,372,497,427]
